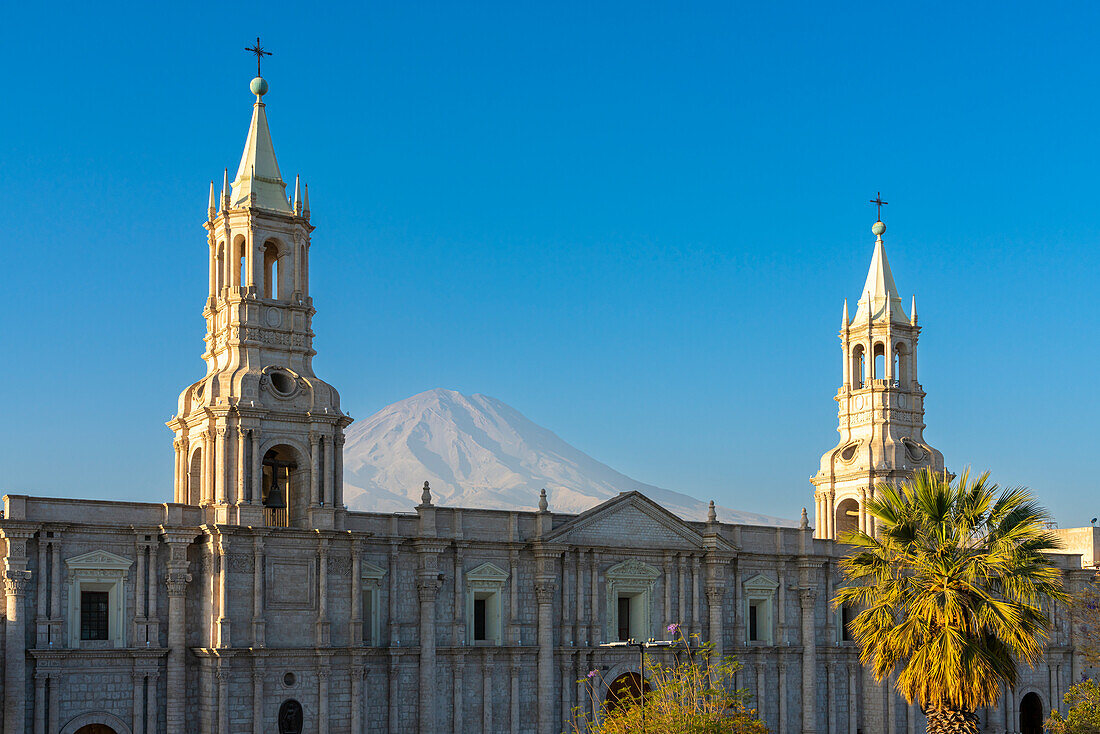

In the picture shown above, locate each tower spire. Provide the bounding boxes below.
[230,67,290,212]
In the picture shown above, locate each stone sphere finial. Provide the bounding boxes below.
[800,507,810,530]
[250,76,269,97]
[538,488,549,512]
[420,481,432,506]
[707,500,717,523]
[871,220,886,237]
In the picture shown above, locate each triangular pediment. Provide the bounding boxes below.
[466,562,509,583]
[546,492,719,550]
[65,550,132,571]
[361,560,386,581]
[743,572,779,591]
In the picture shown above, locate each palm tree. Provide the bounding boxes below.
[833,468,1067,734]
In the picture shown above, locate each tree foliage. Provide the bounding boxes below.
[833,468,1067,732]
[569,629,769,734]
[1047,678,1100,734]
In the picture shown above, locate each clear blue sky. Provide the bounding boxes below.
[3,1,1098,526]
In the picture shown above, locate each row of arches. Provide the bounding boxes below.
[212,235,306,302]
[186,441,317,526]
[849,340,912,388]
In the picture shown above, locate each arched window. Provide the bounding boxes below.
[188,448,203,505]
[263,241,280,300]
[234,235,247,288]
[850,345,866,388]
[894,342,909,386]
[873,342,886,381]
[835,498,859,538]
[262,444,307,527]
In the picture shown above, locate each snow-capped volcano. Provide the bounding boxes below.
[343,388,794,525]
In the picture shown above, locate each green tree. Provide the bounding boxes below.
[1047,678,1100,734]
[569,628,768,734]
[833,468,1067,734]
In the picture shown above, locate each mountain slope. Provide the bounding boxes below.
[343,388,795,525]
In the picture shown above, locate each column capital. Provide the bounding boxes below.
[4,570,31,596]
[705,586,723,605]
[165,571,192,597]
[799,587,818,605]
[416,579,441,602]
[317,668,330,680]
[534,581,556,605]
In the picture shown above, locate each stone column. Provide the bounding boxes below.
[678,554,687,627]
[733,560,745,643]
[590,552,599,641]
[415,566,442,734]
[692,556,702,638]
[216,663,229,734]
[50,538,62,625]
[4,527,34,734]
[560,658,572,726]
[216,535,231,648]
[907,700,916,734]
[755,662,766,725]
[706,586,724,658]
[316,539,330,646]
[388,659,401,733]
[203,429,215,504]
[662,552,672,637]
[35,538,48,647]
[826,491,835,539]
[887,672,896,734]
[536,579,557,734]
[779,661,789,734]
[252,534,265,647]
[827,663,836,734]
[453,543,465,645]
[388,543,400,646]
[800,587,818,734]
[147,672,159,734]
[251,664,264,734]
[318,667,330,732]
[848,664,858,734]
[351,662,365,734]
[508,550,519,644]
[334,435,345,509]
[34,670,47,734]
[132,671,146,734]
[132,541,146,645]
[235,426,246,505]
[324,436,336,506]
[309,432,321,507]
[250,430,262,504]
[173,439,183,503]
[215,426,228,504]
[351,542,363,644]
[482,651,494,733]
[511,656,521,734]
[576,549,587,645]
[453,652,466,734]
[561,554,573,647]
[48,674,59,734]
[163,532,194,734]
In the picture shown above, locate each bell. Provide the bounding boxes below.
[264,468,287,509]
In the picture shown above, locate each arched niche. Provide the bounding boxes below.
[261,443,308,527]
[835,497,859,538]
[61,711,132,734]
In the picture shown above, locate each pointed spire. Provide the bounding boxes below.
[230,77,291,212]
[911,295,918,326]
[302,183,310,218]
[207,181,216,219]
[853,217,909,324]
[842,299,849,331]
[221,168,230,210]
[293,175,302,214]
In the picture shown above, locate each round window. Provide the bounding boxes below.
[270,371,295,395]
[283,672,296,687]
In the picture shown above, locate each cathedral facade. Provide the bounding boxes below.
[0,73,1093,734]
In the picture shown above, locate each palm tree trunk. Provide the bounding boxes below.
[923,705,980,734]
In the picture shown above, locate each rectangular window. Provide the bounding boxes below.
[748,602,759,642]
[80,590,109,641]
[617,596,631,641]
[362,589,374,645]
[841,605,854,642]
[474,598,487,641]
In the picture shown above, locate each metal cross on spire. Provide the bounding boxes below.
[869,192,888,221]
[245,37,272,78]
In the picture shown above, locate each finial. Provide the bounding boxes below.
[707,500,717,524]
[420,481,432,506]
[208,181,216,219]
[869,192,888,235]
[800,507,809,530]
[245,37,272,98]
[221,168,230,209]
[842,299,849,330]
[303,183,310,217]
[538,488,548,512]
[293,175,302,214]
[911,295,917,326]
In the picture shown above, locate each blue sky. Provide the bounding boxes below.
[3,1,1098,526]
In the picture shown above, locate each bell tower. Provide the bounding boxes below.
[167,71,352,530]
[811,213,944,539]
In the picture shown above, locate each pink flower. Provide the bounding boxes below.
[667,623,680,634]
[587,670,598,679]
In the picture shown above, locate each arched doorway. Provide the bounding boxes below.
[278,699,304,734]
[605,672,651,714]
[1020,692,1043,734]
[74,727,118,734]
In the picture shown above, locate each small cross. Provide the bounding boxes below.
[245,37,272,78]
[869,192,888,221]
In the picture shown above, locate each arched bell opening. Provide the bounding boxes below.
[262,445,307,528]
[188,448,203,506]
[835,497,859,538]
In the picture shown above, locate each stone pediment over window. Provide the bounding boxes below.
[361,560,386,583]
[466,562,509,585]
[743,573,779,591]
[65,550,133,572]
[545,491,732,551]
